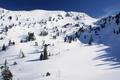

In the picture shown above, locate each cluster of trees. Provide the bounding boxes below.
[8,40,15,46]
[62,23,72,28]
[39,19,47,25]
[65,12,72,17]
[63,25,95,45]
[39,30,48,36]
[64,27,84,43]
[3,24,14,35]
[1,40,15,51]
[49,15,63,22]
[21,32,36,43]
[115,13,120,25]
[1,60,13,80]
[51,26,60,39]
[64,35,77,43]
[27,32,35,41]
[113,27,120,35]
[57,14,64,20]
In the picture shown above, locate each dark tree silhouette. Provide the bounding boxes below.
[40,53,44,60]
[1,60,13,80]
[2,44,6,51]
[43,44,49,60]
[88,35,93,45]
[28,32,35,41]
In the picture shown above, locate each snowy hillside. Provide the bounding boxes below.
[0,8,120,80]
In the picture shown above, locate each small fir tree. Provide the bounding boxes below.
[88,35,93,45]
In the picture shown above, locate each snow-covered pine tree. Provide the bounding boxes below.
[1,60,13,80]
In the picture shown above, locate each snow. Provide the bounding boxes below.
[0,8,120,80]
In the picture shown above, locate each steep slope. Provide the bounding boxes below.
[75,13,120,65]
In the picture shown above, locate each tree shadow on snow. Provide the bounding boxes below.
[77,34,120,69]
[26,58,47,62]
[26,58,41,62]
[94,42,120,69]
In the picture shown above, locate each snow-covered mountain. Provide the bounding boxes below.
[0,8,120,80]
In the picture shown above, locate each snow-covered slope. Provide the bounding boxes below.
[0,8,120,80]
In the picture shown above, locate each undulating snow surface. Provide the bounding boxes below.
[0,8,120,80]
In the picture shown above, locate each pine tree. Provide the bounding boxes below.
[43,44,48,60]
[28,32,35,41]
[119,27,120,33]
[5,26,8,32]
[113,29,116,34]
[2,44,6,51]
[64,37,67,42]
[115,14,119,25]
[12,41,15,45]
[88,35,93,45]
[8,40,12,46]
[40,53,44,60]
[40,44,49,60]
[1,59,13,80]
[116,31,119,35]
[8,16,12,20]
[116,18,119,25]
[84,35,86,39]
[4,60,8,70]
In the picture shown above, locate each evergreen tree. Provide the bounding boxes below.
[8,16,12,20]
[64,37,67,42]
[8,40,12,46]
[40,44,50,60]
[2,44,6,51]
[28,32,35,41]
[115,14,120,25]
[68,37,72,43]
[43,44,49,60]
[84,35,86,39]
[4,60,7,70]
[119,27,120,33]
[40,53,44,60]
[5,26,8,32]
[113,29,116,34]
[12,41,15,45]
[116,31,119,35]
[46,72,50,77]
[88,35,93,45]
[1,60,13,80]
[116,18,119,25]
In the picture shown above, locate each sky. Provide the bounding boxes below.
[0,0,120,18]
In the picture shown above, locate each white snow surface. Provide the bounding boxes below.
[0,8,120,80]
